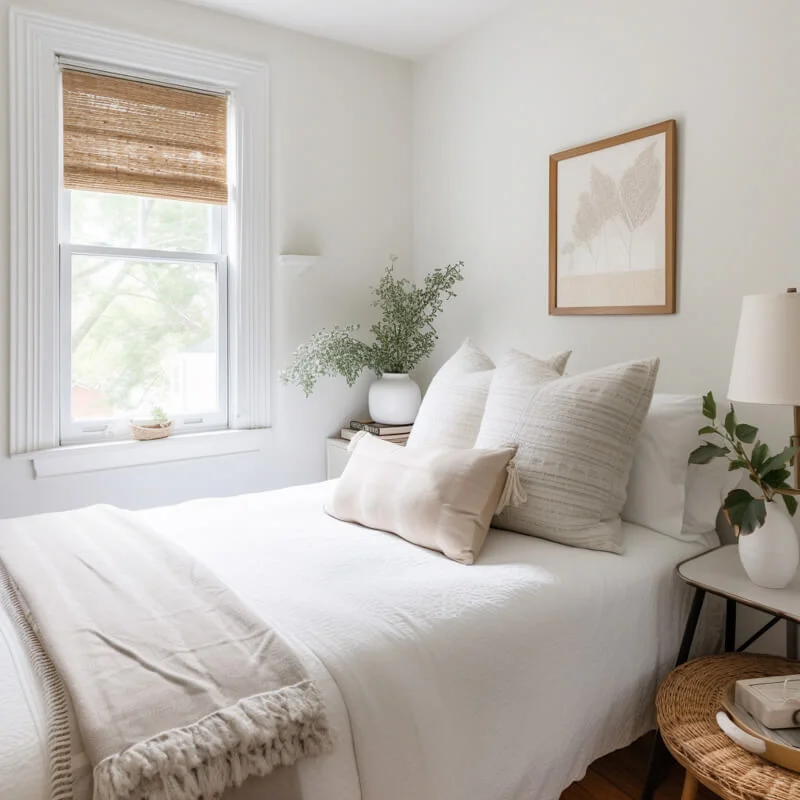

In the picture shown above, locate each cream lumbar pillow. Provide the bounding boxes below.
[474,351,660,554]
[325,433,523,565]
[407,339,571,450]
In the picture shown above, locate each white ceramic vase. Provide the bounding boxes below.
[368,373,422,425]
[738,504,800,589]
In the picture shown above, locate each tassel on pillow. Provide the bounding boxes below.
[495,458,527,515]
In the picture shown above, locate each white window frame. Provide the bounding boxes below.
[59,191,230,444]
[10,9,271,475]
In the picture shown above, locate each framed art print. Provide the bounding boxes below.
[548,119,677,315]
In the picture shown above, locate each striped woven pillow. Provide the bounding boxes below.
[475,351,660,553]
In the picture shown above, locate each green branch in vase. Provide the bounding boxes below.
[280,256,464,396]
[689,391,798,535]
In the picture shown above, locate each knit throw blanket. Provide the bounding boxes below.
[0,505,332,800]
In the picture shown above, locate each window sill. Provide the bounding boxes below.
[19,429,270,478]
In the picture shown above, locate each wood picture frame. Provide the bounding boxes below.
[548,119,677,316]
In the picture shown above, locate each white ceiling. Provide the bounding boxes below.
[176,0,515,59]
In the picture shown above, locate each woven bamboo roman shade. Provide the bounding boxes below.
[62,69,228,204]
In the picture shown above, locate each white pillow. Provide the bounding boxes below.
[622,393,736,542]
[683,462,738,541]
[622,394,701,539]
[407,339,570,450]
[475,351,660,554]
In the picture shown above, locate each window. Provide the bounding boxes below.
[59,70,229,444]
[10,11,270,474]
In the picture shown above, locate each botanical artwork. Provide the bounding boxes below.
[549,120,676,315]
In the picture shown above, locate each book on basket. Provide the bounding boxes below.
[735,674,800,730]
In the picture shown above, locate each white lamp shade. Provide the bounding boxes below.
[728,292,800,406]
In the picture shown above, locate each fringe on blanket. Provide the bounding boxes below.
[1,561,334,800]
[0,563,74,800]
[94,681,334,800]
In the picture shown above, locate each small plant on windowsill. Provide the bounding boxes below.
[130,405,173,442]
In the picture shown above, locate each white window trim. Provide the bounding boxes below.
[10,8,271,474]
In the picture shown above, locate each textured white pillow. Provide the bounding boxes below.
[623,394,736,542]
[475,352,660,553]
[325,433,518,564]
[622,394,703,540]
[407,339,570,450]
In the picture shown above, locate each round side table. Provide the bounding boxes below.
[656,653,800,800]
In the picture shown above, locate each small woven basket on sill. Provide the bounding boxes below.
[130,421,173,441]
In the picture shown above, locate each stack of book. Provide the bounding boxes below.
[340,419,413,445]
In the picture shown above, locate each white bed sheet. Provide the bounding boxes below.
[0,481,718,800]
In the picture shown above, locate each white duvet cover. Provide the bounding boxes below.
[1,481,717,800]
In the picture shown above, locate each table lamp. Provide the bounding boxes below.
[728,289,800,490]
[729,289,800,654]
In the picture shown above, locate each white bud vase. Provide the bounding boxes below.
[368,373,422,425]
[738,504,800,589]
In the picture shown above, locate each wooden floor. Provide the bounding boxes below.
[561,733,718,800]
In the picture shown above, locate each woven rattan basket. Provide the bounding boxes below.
[657,653,800,800]
[130,421,173,441]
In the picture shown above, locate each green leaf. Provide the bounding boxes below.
[728,458,748,472]
[689,442,730,464]
[762,468,792,488]
[784,494,798,517]
[735,423,758,444]
[724,406,737,437]
[698,425,717,436]
[751,441,769,471]
[760,446,798,477]
[724,489,767,536]
[702,392,716,421]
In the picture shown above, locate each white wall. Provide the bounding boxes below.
[413,0,800,651]
[0,0,412,517]
[414,0,799,395]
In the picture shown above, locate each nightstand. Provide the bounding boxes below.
[326,437,350,480]
[677,545,800,660]
[656,653,800,800]
[326,435,408,479]
[642,544,800,799]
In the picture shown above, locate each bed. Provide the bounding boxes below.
[0,480,719,800]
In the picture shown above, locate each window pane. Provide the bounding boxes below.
[70,256,220,421]
[68,190,216,252]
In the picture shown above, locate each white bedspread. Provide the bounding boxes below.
[0,481,717,800]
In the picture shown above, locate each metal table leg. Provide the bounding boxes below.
[676,588,706,665]
[641,588,706,800]
[788,620,798,660]
[725,598,736,652]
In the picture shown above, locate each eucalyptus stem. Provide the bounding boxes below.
[713,424,768,497]
[280,257,463,396]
